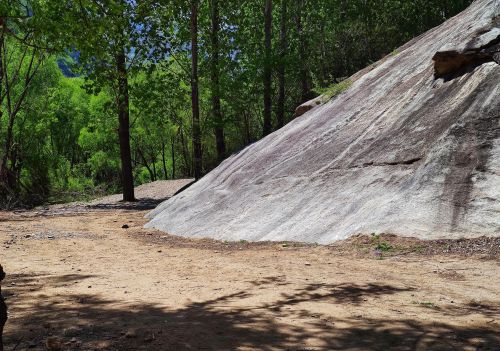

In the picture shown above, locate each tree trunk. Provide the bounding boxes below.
[0,32,3,133]
[0,33,11,189]
[276,0,287,128]
[0,111,15,189]
[171,137,176,179]
[319,21,329,86]
[179,127,191,176]
[115,49,135,201]
[191,0,203,180]
[263,0,273,137]
[161,141,169,179]
[138,148,155,182]
[0,66,14,190]
[151,155,157,181]
[296,0,310,103]
[243,110,251,145]
[210,0,226,163]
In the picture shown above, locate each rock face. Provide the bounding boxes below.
[147,0,500,244]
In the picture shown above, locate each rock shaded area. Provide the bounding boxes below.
[147,0,500,243]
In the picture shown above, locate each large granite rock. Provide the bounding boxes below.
[147,0,500,243]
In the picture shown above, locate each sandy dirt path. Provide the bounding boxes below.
[0,208,499,350]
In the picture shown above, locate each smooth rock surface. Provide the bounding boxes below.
[147,0,500,244]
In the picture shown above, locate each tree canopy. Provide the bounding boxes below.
[0,0,473,207]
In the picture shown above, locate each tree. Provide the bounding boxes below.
[295,0,311,103]
[190,0,203,180]
[210,0,226,162]
[276,0,287,129]
[0,4,47,196]
[41,0,141,201]
[0,0,475,207]
[115,47,135,200]
[262,0,272,137]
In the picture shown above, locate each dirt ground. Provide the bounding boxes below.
[0,184,499,350]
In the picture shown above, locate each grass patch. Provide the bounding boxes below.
[390,48,400,56]
[371,233,394,253]
[375,242,394,252]
[315,80,352,103]
[413,301,437,309]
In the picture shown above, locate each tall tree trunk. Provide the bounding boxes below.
[210,0,226,163]
[296,0,310,103]
[0,33,7,187]
[276,0,287,128]
[115,49,135,201]
[263,0,273,137]
[0,40,13,189]
[191,0,202,180]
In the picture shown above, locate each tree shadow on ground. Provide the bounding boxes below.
[86,198,166,211]
[10,197,171,218]
[3,274,499,351]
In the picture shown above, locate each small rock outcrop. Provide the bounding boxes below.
[293,96,323,118]
[433,26,500,77]
[147,0,500,243]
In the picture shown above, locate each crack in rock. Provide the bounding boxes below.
[362,157,423,168]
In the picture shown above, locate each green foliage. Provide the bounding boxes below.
[314,80,352,103]
[371,233,394,253]
[0,0,474,207]
[375,242,394,252]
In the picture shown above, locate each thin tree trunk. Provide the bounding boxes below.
[244,110,251,145]
[138,148,155,182]
[191,0,202,180]
[319,21,328,86]
[296,0,310,103]
[0,111,14,188]
[151,155,157,181]
[210,0,226,163]
[115,49,135,201]
[0,31,3,133]
[171,137,176,179]
[161,141,168,179]
[277,0,287,128]
[263,0,273,137]
[0,41,15,188]
[179,127,190,176]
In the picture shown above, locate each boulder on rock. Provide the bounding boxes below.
[433,26,500,77]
